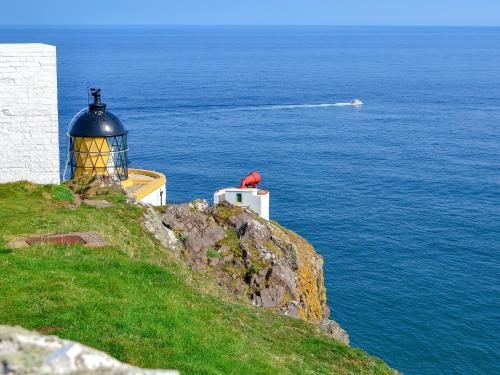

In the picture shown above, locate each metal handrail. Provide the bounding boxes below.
[69,149,129,155]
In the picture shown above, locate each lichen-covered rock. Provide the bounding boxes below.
[151,201,335,326]
[0,325,178,374]
[146,200,348,342]
[146,200,350,342]
[220,205,327,322]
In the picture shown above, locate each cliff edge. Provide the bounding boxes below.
[145,199,348,344]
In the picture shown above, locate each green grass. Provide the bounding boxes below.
[51,185,75,202]
[0,182,394,375]
[206,247,220,259]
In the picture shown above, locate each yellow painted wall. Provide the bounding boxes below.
[73,137,111,177]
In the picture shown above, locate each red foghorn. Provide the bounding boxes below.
[240,171,261,189]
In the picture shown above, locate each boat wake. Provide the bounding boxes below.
[266,102,354,109]
[200,101,362,112]
[128,101,362,118]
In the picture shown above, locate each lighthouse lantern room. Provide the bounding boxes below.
[66,88,167,206]
[68,88,128,181]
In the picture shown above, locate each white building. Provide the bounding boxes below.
[0,44,60,184]
[214,187,270,220]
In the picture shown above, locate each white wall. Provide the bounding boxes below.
[140,185,166,206]
[0,44,60,184]
[214,188,270,220]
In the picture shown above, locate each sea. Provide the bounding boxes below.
[1,26,499,375]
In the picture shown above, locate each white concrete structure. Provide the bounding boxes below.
[0,44,59,184]
[139,186,166,206]
[214,187,270,220]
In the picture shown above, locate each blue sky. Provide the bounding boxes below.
[1,0,499,26]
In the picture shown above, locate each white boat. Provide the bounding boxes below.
[351,99,363,106]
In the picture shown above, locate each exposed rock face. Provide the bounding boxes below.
[145,201,349,343]
[318,319,350,345]
[153,200,333,324]
[143,207,183,256]
[158,201,225,270]
[0,325,179,374]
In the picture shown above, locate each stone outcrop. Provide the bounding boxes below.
[146,200,348,342]
[319,319,350,345]
[143,207,183,256]
[0,325,179,374]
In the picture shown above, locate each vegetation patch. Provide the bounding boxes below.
[206,247,220,258]
[51,185,75,202]
[245,241,270,274]
[264,239,284,257]
[213,203,244,222]
[217,228,241,255]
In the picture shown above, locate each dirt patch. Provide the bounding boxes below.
[37,325,64,334]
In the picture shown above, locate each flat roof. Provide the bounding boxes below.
[0,43,55,50]
[216,186,268,195]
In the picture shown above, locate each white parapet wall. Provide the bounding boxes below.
[140,185,167,206]
[121,168,167,206]
[0,44,60,184]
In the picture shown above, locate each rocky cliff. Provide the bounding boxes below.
[145,200,348,344]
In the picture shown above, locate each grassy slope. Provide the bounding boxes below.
[0,182,393,374]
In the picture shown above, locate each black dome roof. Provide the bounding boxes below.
[69,89,127,137]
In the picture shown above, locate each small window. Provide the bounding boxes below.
[236,193,242,203]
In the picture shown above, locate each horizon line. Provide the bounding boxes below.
[1,24,500,28]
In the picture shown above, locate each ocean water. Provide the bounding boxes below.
[1,26,499,374]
